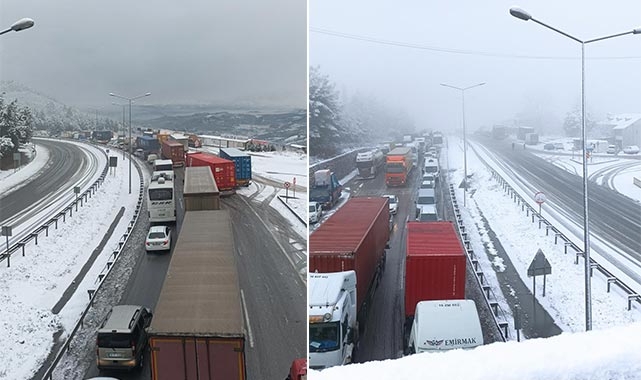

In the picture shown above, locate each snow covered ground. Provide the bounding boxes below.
[310,135,641,379]
[0,141,307,380]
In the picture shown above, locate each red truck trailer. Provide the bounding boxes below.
[186,151,237,192]
[405,221,466,324]
[148,210,246,380]
[310,197,389,325]
[161,139,185,167]
[385,147,412,186]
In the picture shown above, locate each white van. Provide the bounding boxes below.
[309,201,322,224]
[416,204,438,222]
[408,299,483,354]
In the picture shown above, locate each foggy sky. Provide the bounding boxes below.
[0,0,306,109]
[310,0,641,136]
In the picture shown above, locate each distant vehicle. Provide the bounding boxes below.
[148,174,176,224]
[554,142,564,150]
[543,143,555,150]
[134,148,145,158]
[147,153,158,164]
[423,158,439,179]
[309,201,322,224]
[145,225,171,252]
[623,145,640,154]
[383,194,399,215]
[153,159,174,172]
[96,305,153,371]
[161,139,185,167]
[186,152,237,192]
[415,204,438,222]
[92,130,114,144]
[220,147,252,186]
[606,145,618,154]
[416,188,436,208]
[386,147,413,187]
[355,149,385,179]
[310,169,342,210]
[420,180,435,189]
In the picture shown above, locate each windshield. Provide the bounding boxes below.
[155,164,173,171]
[419,213,437,221]
[310,187,329,200]
[387,197,397,205]
[386,163,405,173]
[97,333,132,349]
[418,196,435,204]
[424,166,438,174]
[309,204,318,212]
[148,232,166,239]
[149,188,173,201]
[309,322,340,352]
[356,161,373,169]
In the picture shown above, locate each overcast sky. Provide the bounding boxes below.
[310,0,641,135]
[0,0,306,109]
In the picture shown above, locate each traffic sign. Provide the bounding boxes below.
[284,181,291,189]
[534,191,546,205]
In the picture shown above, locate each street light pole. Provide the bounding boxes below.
[510,7,641,332]
[112,102,127,159]
[440,82,486,207]
[109,92,151,194]
[0,18,34,36]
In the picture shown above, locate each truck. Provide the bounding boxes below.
[404,222,467,347]
[186,151,237,192]
[385,147,412,186]
[148,210,246,380]
[286,359,307,380]
[310,169,342,210]
[161,139,185,167]
[136,135,160,157]
[220,147,252,186]
[431,131,444,146]
[423,157,440,180]
[308,271,357,370]
[309,197,389,368]
[355,149,384,179]
[407,299,483,354]
[170,133,189,150]
[184,166,220,211]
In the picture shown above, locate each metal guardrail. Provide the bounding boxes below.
[634,176,641,189]
[41,151,145,380]
[448,183,510,342]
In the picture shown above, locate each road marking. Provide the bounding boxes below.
[240,289,255,348]
[237,195,306,284]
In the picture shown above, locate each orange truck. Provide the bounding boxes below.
[385,147,413,186]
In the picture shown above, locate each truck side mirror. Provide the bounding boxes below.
[346,328,354,344]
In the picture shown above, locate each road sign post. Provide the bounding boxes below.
[293,177,296,198]
[534,191,546,215]
[2,226,12,268]
[284,181,291,202]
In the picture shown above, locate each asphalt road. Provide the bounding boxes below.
[0,138,90,223]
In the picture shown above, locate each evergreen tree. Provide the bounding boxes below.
[309,66,342,157]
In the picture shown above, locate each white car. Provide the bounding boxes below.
[384,194,399,215]
[145,225,171,252]
[309,201,322,224]
[606,145,618,154]
[623,145,640,154]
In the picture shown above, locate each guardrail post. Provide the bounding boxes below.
[84,193,88,202]
[526,207,529,217]
[590,263,598,277]
[564,242,572,254]
[107,261,113,270]
[467,248,474,260]
[80,197,83,207]
[575,251,582,265]
[628,295,639,311]
[498,322,509,340]
[112,251,118,259]
[98,274,105,282]
[75,199,78,212]
[490,301,499,316]
[482,285,490,298]
[477,271,484,284]
[44,225,49,237]
[20,243,25,256]
[32,233,38,245]
[531,213,535,223]
[69,205,73,217]
[607,278,617,293]
[54,218,58,229]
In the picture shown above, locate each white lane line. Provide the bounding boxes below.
[240,289,255,348]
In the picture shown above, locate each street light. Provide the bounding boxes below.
[109,92,151,194]
[0,18,34,36]
[440,82,486,207]
[510,6,641,332]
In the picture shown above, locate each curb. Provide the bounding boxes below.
[276,194,307,226]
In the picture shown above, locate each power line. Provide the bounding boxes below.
[310,27,641,61]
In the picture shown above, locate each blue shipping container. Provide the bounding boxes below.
[219,147,251,186]
[136,135,160,153]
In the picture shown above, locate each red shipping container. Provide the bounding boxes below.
[161,140,185,167]
[310,197,389,313]
[405,221,466,318]
[186,152,237,191]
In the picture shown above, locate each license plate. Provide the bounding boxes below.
[108,352,123,358]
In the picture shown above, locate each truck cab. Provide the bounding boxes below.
[407,299,483,354]
[308,271,357,370]
[310,169,342,210]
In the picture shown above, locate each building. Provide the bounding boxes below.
[598,114,641,149]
